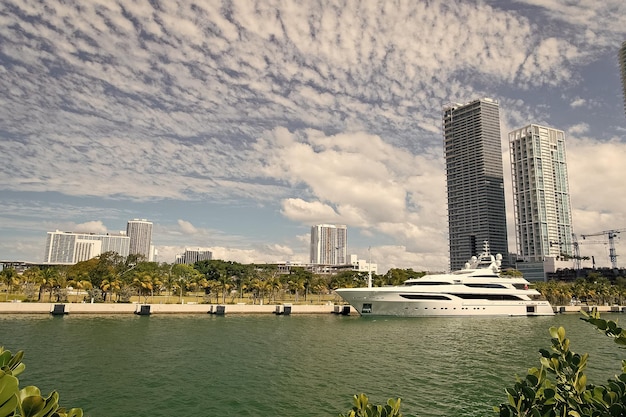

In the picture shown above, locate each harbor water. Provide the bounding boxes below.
[0,313,623,416]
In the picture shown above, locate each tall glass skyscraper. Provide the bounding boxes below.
[443,98,509,271]
[126,219,153,261]
[310,224,347,265]
[619,41,626,113]
[509,124,573,262]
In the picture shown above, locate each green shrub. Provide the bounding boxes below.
[497,308,626,416]
[339,393,402,417]
[0,346,82,417]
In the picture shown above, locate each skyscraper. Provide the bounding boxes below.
[619,41,626,114]
[126,219,153,261]
[509,124,573,262]
[310,224,347,265]
[443,98,509,271]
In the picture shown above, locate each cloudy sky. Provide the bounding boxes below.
[1,0,625,273]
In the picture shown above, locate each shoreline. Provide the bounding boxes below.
[0,302,622,315]
[0,301,355,315]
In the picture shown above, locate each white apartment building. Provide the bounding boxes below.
[310,224,347,265]
[175,248,213,264]
[509,124,573,265]
[349,254,378,274]
[43,230,130,264]
[618,41,626,113]
[126,219,154,261]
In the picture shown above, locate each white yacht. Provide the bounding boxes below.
[334,244,554,317]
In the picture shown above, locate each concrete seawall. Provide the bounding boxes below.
[554,305,626,314]
[0,302,621,316]
[0,302,356,315]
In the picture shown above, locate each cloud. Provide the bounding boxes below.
[1,0,625,271]
[177,219,199,235]
[71,221,109,234]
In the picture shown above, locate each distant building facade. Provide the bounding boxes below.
[43,230,130,264]
[175,248,213,265]
[442,98,509,271]
[349,254,378,274]
[509,124,573,263]
[310,224,347,265]
[618,41,626,114]
[126,219,153,261]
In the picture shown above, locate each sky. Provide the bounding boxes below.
[1,0,626,274]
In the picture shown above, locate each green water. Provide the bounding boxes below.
[0,313,623,417]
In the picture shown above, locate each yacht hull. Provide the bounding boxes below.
[334,289,554,317]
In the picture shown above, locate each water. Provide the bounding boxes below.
[0,313,623,417]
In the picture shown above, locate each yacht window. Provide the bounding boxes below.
[400,294,451,300]
[450,294,525,300]
[464,283,507,289]
[404,281,450,286]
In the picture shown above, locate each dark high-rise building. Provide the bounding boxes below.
[619,41,626,113]
[443,98,509,271]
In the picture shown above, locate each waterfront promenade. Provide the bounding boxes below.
[0,301,356,315]
[0,302,621,315]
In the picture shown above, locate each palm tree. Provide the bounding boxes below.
[287,278,305,302]
[0,268,18,301]
[249,278,263,304]
[22,267,44,301]
[133,273,154,304]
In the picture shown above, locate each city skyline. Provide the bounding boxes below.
[1,1,625,273]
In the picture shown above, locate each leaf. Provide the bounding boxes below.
[549,327,559,339]
[557,327,566,342]
[0,372,19,416]
[0,351,11,368]
[21,395,45,416]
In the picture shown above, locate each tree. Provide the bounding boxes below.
[171,264,202,304]
[383,269,425,286]
[20,267,43,302]
[500,268,523,277]
[39,267,60,302]
[0,268,18,301]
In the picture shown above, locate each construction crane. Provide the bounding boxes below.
[580,228,626,269]
[574,236,607,269]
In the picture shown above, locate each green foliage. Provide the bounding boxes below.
[339,394,402,417]
[500,269,523,277]
[0,347,82,417]
[580,307,626,346]
[497,309,626,416]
